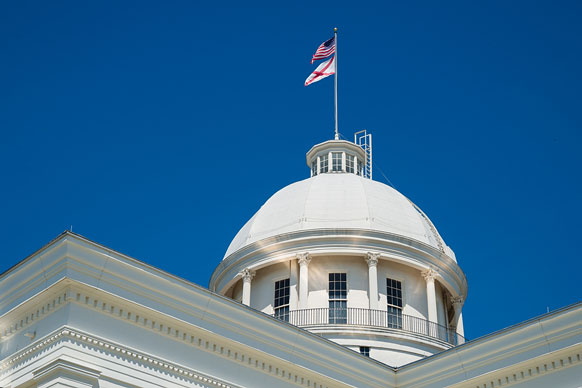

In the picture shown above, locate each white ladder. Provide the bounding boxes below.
[354,130,372,179]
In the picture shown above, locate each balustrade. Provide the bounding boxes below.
[273,307,464,345]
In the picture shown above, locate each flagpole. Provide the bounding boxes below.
[334,27,339,140]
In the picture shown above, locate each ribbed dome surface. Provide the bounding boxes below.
[224,173,450,259]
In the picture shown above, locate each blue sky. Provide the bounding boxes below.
[1,1,580,341]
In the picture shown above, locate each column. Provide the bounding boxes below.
[241,268,255,306]
[457,313,465,342]
[422,269,438,325]
[316,156,320,175]
[297,253,311,309]
[342,152,346,172]
[451,296,465,344]
[366,253,380,310]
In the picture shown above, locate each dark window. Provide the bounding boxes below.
[311,160,318,176]
[329,273,347,324]
[359,346,370,357]
[387,278,403,329]
[274,278,290,322]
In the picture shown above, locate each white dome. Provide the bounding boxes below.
[225,173,452,259]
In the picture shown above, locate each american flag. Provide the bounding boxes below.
[311,36,336,64]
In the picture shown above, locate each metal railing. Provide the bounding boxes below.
[274,307,464,345]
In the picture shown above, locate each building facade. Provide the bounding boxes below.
[1,137,581,387]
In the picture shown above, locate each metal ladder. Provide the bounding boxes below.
[354,130,372,179]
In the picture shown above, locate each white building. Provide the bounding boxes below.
[1,137,581,387]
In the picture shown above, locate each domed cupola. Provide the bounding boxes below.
[210,136,468,367]
[305,139,367,177]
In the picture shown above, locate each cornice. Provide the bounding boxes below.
[218,229,460,272]
[1,327,237,388]
[211,229,467,298]
[0,278,71,340]
[32,359,101,383]
[397,303,582,387]
[305,140,366,166]
[444,344,582,388]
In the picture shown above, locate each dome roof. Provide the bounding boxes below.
[224,173,453,260]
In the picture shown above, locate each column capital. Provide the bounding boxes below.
[421,268,438,282]
[296,252,312,267]
[450,296,463,308]
[366,252,380,267]
[241,268,256,282]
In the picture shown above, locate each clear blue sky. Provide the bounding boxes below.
[1,1,580,341]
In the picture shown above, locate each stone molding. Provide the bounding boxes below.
[2,328,237,388]
[445,344,582,388]
[0,279,70,340]
[211,229,467,299]
[32,359,101,387]
[365,252,380,267]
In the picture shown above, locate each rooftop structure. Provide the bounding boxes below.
[211,136,467,366]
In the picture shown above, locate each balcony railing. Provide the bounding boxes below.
[274,307,464,346]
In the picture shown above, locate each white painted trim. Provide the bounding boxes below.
[212,229,466,301]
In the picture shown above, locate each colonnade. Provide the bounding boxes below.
[238,252,464,340]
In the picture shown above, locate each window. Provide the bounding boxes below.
[320,154,329,173]
[329,273,347,324]
[359,346,370,357]
[357,159,363,176]
[274,278,290,322]
[386,278,403,329]
[311,160,318,176]
[332,152,342,172]
[346,154,355,173]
